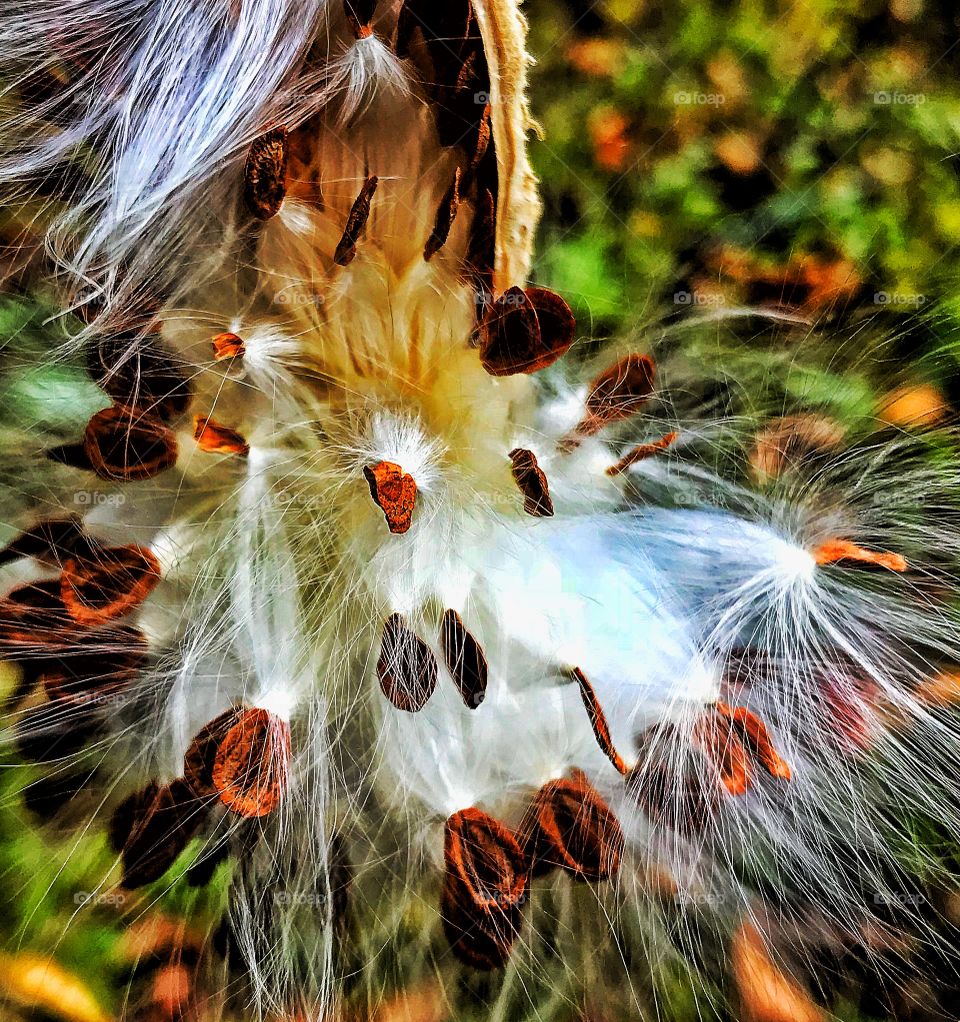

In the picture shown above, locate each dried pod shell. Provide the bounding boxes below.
[193,416,250,457]
[439,609,488,708]
[364,461,417,534]
[111,779,204,889]
[479,286,575,376]
[508,447,554,517]
[519,772,624,882]
[81,405,179,481]
[244,126,288,220]
[578,353,655,435]
[183,707,244,799]
[377,613,438,712]
[334,175,379,266]
[211,708,291,818]
[60,545,162,627]
[572,667,628,775]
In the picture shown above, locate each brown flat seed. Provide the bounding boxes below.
[344,0,376,38]
[441,807,527,968]
[376,613,438,712]
[39,625,148,706]
[87,332,192,423]
[694,708,754,797]
[606,432,679,476]
[0,578,83,658]
[0,517,92,567]
[111,779,205,889]
[424,168,461,262]
[813,539,907,573]
[444,807,528,912]
[211,332,245,361]
[519,771,624,882]
[81,405,179,481]
[464,188,496,304]
[439,609,488,708]
[193,416,250,457]
[60,544,162,627]
[244,126,288,220]
[725,704,792,781]
[364,461,417,534]
[334,175,379,266]
[479,287,576,376]
[577,353,655,436]
[211,708,291,818]
[15,702,104,763]
[471,104,492,174]
[440,879,524,970]
[627,724,723,835]
[508,448,554,517]
[571,667,629,775]
[183,707,244,799]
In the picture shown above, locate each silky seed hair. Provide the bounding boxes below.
[3,1,960,1020]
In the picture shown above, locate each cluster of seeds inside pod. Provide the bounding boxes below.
[0,521,164,809]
